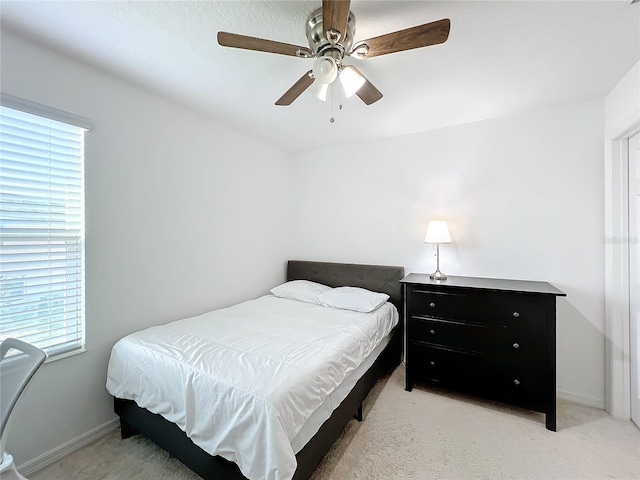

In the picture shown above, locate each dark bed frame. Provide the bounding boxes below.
[113,260,405,480]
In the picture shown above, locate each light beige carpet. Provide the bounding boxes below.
[31,366,639,480]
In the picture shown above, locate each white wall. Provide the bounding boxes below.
[605,61,640,134]
[289,100,606,407]
[1,31,293,466]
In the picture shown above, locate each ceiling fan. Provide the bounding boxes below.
[217,0,450,106]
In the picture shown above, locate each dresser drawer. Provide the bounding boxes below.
[409,317,546,364]
[411,289,547,334]
[409,343,546,408]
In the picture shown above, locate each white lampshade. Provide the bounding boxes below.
[312,56,338,85]
[425,221,451,244]
[310,82,330,101]
[339,65,366,98]
[311,56,339,102]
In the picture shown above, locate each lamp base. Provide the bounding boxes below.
[429,270,447,281]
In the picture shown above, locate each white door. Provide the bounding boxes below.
[629,130,640,428]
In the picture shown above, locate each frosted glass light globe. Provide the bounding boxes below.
[312,57,338,85]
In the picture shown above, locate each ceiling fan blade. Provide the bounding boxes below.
[275,71,315,106]
[346,66,383,105]
[350,18,450,59]
[217,32,313,58]
[323,0,351,43]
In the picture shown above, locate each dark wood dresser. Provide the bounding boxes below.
[401,273,566,431]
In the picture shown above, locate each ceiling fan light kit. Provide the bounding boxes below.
[310,57,365,101]
[217,1,451,107]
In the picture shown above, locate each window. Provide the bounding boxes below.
[0,95,90,359]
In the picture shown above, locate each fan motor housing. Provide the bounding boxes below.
[306,7,355,58]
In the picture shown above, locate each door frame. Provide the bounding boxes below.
[629,130,640,426]
[605,114,640,419]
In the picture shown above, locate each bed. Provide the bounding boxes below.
[107,260,404,480]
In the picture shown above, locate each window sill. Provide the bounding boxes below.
[45,346,86,364]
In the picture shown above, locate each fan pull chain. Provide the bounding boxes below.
[330,82,335,123]
[329,82,344,123]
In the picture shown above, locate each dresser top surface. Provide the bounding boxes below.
[400,273,566,296]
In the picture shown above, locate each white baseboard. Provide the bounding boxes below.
[557,389,606,409]
[18,417,120,477]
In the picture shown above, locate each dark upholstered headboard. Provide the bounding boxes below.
[286,260,405,309]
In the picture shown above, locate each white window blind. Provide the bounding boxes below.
[0,104,86,358]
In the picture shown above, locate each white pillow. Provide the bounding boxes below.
[270,280,331,305]
[318,286,390,313]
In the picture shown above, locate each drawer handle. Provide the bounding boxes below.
[513,379,520,386]
[513,343,520,349]
[429,329,436,335]
[429,302,436,308]
[513,312,520,318]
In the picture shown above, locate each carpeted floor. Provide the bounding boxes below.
[31,365,640,480]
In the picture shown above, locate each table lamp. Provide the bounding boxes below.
[425,220,451,280]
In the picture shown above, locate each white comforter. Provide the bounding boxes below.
[106,295,398,480]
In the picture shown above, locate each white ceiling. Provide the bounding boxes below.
[1,1,639,153]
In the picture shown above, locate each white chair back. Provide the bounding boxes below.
[0,338,47,453]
